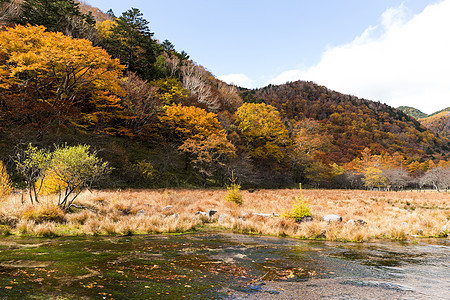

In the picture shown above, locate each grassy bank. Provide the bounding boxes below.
[0,189,448,242]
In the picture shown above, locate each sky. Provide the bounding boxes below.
[86,0,449,114]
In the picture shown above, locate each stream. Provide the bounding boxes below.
[0,232,448,299]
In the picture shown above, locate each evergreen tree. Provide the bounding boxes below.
[106,8,159,81]
[16,0,95,38]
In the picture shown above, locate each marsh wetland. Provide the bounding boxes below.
[0,232,448,299]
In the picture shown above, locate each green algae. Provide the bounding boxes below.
[0,233,448,299]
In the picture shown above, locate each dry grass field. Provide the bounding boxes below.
[0,189,449,242]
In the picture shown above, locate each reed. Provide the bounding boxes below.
[0,189,448,241]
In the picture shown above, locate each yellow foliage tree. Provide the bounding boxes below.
[235,103,290,162]
[35,169,66,196]
[0,161,12,199]
[96,19,116,39]
[362,167,388,190]
[159,104,225,140]
[151,77,190,105]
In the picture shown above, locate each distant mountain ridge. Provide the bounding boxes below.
[397,106,449,138]
[397,106,428,119]
[398,106,450,119]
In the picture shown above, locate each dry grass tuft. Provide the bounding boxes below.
[0,189,448,241]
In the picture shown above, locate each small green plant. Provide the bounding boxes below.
[0,225,11,236]
[283,183,311,222]
[224,171,242,205]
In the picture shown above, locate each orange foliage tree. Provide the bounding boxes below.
[159,104,235,185]
[0,24,125,132]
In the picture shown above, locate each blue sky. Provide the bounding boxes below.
[87,0,448,113]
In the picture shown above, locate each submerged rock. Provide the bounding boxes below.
[322,214,342,223]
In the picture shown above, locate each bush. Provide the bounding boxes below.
[0,161,12,199]
[224,172,242,205]
[49,144,111,209]
[283,184,311,222]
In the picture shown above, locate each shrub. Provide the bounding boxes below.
[0,161,12,199]
[49,144,111,210]
[224,172,242,205]
[283,184,311,222]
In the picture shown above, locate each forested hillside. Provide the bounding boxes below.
[420,111,450,139]
[241,83,448,164]
[398,106,449,139]
[0,0,448,190]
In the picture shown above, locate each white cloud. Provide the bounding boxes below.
[218,73,254,88]
[269,0,450,114]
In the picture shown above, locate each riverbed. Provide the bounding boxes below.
[0,233,448,299]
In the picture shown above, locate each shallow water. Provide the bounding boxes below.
[0,233,448,299]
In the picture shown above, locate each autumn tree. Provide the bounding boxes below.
[159,104,225,142]
[120,72,161,136]
[0,25,125,132]
[179,133,236,187]
[159,104,235,185]
[289,119,331,185]
[0,161,12,199]
[235,103,290,163]
[217,82,243,112]
[151,77,190,105]
[362,167,388,190]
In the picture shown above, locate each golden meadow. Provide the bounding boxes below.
[1,188,448,242]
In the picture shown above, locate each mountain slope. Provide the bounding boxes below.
[397,106,428,119]
[428,107,450,117]
[420,111,450,139]
[241,81,449,163]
